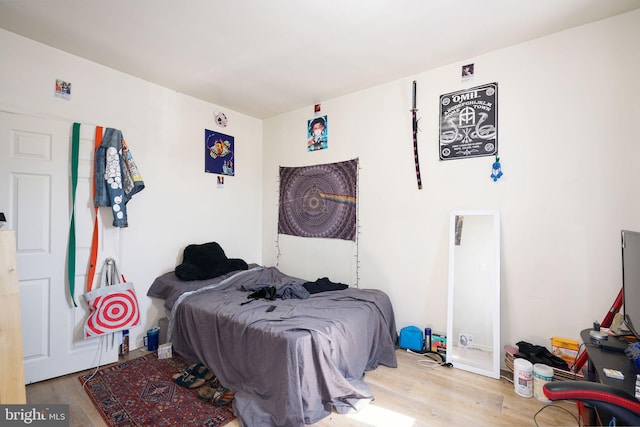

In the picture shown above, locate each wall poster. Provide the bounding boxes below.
[204,129,234,176]
[55,79,72,100]
[307,115,328,152]
[439,82,497,160]
[278,159,357,241]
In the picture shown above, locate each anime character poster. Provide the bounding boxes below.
[307,115,328,152]
[439,82,498,160]
[204,129,234,176]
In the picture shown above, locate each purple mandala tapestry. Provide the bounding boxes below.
[278,159,358,241]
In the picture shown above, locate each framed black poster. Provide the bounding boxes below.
[439,82,498,160]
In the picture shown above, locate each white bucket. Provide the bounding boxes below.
[533,363,554,402]
[514,358,533,397]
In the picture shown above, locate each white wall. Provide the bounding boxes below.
[262,10,640,353]
[0,28,264,349]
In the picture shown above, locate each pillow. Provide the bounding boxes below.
[148,269,249,311]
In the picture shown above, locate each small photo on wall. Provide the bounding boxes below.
[307,115,328,152]
[55,79,72,100]
[205,129,234,176]
[461,63,475,82]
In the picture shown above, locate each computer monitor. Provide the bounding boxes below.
[621,230,640,339]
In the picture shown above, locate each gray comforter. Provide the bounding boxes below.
[149,266,397,426]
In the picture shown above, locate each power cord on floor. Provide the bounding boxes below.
[406,348,452,369]
[407,348,581,425]
[533,403,581,427]
[81,335,106,389]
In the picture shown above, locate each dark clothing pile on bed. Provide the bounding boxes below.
[303,277,349,294]
[240,277,349,304]
[240,282,309,302]
[174,241,248,281]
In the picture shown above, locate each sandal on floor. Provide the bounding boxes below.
[174,363,213,389]
[197,378,221,401]
[201,369,216,383]
[210,386,235,407]
[171,362,203,381]
[174,372,206,389]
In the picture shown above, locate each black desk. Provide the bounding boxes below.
[580,329,637,392]
[580,329,638,425]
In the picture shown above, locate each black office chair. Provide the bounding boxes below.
[543,381,640,426]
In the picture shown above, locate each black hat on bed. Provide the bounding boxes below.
[175,241,248,281]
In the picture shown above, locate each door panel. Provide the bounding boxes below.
[0,112,119,383]
[14,173,50,252]
[18,278,49,360]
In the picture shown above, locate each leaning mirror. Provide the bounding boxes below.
[446,210,501,379]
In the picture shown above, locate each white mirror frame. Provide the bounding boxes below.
[446,210,501,379]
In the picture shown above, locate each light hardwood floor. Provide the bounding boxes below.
[26,349,580,426]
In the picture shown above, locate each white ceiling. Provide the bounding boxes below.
[1,0,639,119]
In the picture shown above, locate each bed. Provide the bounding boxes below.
[147,265,398,426]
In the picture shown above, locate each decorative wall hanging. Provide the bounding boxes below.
[490,156,503,182]
[214,112,228,127]
[439,82,498,160]
[278,159,358,241]
[307,115,328,152]
[205,129,234,176]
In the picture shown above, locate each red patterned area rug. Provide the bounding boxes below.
[79,353,235,427]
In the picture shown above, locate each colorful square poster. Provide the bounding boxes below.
[204,129,234,175]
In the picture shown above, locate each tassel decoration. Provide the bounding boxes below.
[490,156,503,182]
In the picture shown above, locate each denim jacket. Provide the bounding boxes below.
[94,128,145,227]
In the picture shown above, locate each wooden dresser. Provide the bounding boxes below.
[0,229,26,404]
